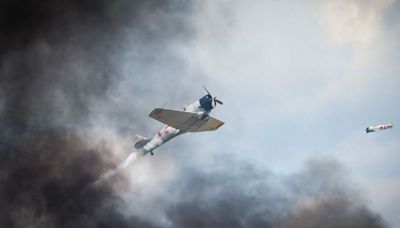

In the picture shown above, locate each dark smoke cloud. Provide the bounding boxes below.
[0,0,193,138]
[154,157,385,228]
[0,0,194,227]
[0,131,117,227]
[0,0,387,227]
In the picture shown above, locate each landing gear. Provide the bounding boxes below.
[150,151,154,156]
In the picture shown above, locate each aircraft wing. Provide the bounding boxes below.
[149,108,224,132]
[189,116,224,132]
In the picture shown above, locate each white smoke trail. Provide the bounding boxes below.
[118,152,139,169]
[96,152,138,183]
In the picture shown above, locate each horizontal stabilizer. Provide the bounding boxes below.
[134,135,151,149]
[149,108,224,132]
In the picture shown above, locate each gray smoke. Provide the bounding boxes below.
[0,1,194,227]
[151,157,385,228]
[0,1,387,227]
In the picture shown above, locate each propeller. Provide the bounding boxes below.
[202,85,223,106]
[214,98,223,105]
[202,85,211,96]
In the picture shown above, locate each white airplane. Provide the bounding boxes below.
[366,121,394,134]
[134,86,224,156]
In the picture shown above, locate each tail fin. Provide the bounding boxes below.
[389,121,395,126]
[133,135,151,149]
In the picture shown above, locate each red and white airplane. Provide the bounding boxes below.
[366,121,394,134]
[134,86,224,156]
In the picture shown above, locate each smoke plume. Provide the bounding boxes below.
[0,1,386,227]
[151,157,385,228]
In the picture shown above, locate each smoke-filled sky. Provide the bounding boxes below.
[0,0,399,227]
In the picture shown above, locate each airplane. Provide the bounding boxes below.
[366,121,394,134]
[134,86,224,156]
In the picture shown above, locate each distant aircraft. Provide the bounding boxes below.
[366,121,394,134]
[134,86,224,156]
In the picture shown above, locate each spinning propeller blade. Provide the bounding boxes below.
[214,98,223,105]
[202,85,211,96]
[202,85,223,106]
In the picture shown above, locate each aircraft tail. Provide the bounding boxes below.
[134,135,151,149]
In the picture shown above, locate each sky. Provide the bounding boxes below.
[182,0,400,225]
[0,0,399,227]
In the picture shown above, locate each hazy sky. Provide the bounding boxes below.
[0,0,399,227]
[178,0,400,225]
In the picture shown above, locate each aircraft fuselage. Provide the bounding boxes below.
[137,94,216,155]
[366,123,394,133]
